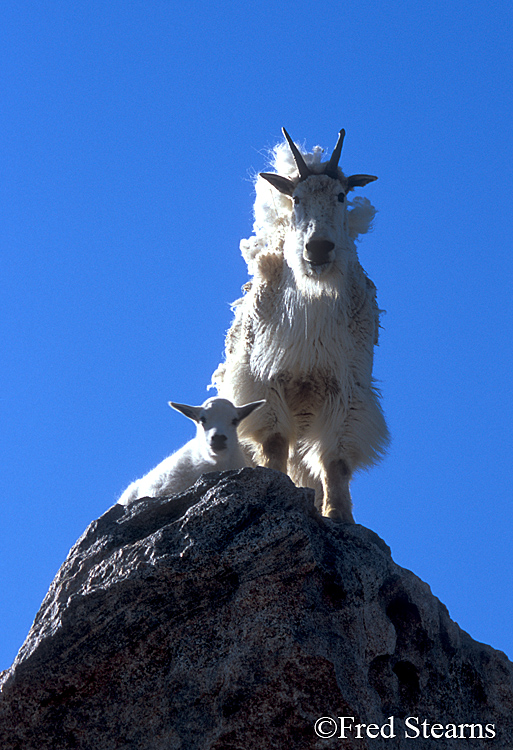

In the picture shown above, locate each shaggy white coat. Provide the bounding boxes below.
[118,397,264,505]
[211,135,389,522]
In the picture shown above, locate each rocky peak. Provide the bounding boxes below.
[1,468,512,749]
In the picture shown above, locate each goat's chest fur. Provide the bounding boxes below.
[220,251,379,418]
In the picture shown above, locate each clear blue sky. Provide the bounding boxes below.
[1,0,512,671]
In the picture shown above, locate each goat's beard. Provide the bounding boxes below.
[284,254,345,300]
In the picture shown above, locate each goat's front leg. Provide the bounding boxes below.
[322,458,354,523]
[259,432,289,474]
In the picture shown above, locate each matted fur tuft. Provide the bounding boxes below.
[347,196,377,239]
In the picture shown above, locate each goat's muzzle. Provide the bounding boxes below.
[210,433,228,452]
[304,239,335,266]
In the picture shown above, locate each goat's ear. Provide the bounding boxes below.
[169,402,202,423]
[259,172,296,197]
[236,400,266,423]
[347,174,378,189]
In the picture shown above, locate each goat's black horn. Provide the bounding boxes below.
[325,129,346,179]
[282,127,311,181]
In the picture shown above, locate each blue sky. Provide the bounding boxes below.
[1,0,512,670]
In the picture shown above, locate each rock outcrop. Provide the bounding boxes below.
[1,468,512,749]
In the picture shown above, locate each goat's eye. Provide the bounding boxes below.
[338,192,345,203]
[199,417,207,425]
[232,418,239,426]
[293,196,300,205]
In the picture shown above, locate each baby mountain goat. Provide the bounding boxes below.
[212,128,389,523]
[117,397,265,505]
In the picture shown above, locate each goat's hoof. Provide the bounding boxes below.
[324,506,355,524]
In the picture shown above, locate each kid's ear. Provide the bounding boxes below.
[236,400,266,422]
[169,402,202,423]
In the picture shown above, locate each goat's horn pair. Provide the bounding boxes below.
[324,129,345,178]
[283,127,346,181]
[282,127,311,181]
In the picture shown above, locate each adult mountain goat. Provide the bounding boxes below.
[211,128,389,522]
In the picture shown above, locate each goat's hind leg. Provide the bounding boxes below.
[322,458,354,523]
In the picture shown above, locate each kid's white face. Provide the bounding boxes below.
[197,403,238,454]
[175,398,261,456]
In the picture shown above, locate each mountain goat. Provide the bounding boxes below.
[118,397,265,505]
[211,128,389,523]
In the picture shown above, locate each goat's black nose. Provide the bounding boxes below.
[211,433,227,451]
[304,239,335,265]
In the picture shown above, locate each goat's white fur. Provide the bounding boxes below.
[211,130,389,523]
[117,397,265,506]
